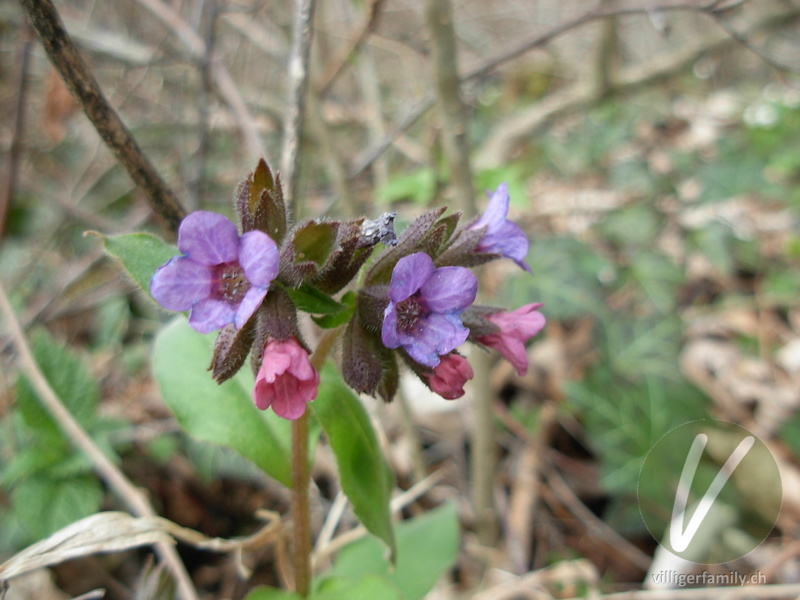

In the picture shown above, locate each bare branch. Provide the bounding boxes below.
[281,0,317,212]
[17,0,186,232]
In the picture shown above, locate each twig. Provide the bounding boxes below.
[543,456,652,572]
[476,2,800,168]
[506,403,557,574]
[423,0,475,216]
[132,0,270,165]
[281,0,317,213]
[316,0,384,97]
[351,0,796,177]
[0,24,32,243]
[17,0,186,232]
[312,469,446,565]
[0,283,199,600]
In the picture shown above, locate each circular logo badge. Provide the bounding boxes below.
[638,420,781,564]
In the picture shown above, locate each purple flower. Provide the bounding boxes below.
[470,183,531,272]
[382,252,477,367]
[150,211,279,334]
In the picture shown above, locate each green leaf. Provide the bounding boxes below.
[311,365,395,556]
[153,317,293,486]
[292,221,338,267]
[314,575,402,600]
[16,329,99,438]
[245,577,401,600]
[243,588,302,600]
[326,503,459,600]
[92,231,180,294]
[284,284,346,315]
[377,168,436,205]
[11,476,103,543]
[312,291,356,329]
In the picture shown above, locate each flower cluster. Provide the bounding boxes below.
[149,159,545,419]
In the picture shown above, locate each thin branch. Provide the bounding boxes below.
[17,0,186,232]
[133,0,270,165]
[316,0,385,97]
[281,0,317,213]
[0,283,199,600]
[475,1,800,168]
[350,0,797,177]
[0,23,32,243]
[424,0,475,216]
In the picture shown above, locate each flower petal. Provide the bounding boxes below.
[189,298,236,333]
[478,220,531,272]
[239,230,279,287]
[406,313,469,367]
[234,287,268,329]
[178,211,239,266]
[474,183,509,229]
[388,252,435,304]
[270,377,311,420]
[420,266,478,313]
[150,257,211,311]
[381,305,401,349]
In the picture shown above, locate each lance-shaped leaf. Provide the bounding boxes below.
[89,231,179,295]
[311,364,396,557]
[154,317,293,486]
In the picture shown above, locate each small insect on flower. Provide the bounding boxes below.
[382,252,477,367]
[150,211,279,334]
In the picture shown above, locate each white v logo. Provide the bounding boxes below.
[669,433,755,553]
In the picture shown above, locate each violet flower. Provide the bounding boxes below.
[426,353,473,399]
[470,183,532,272]
[382,252,477,367]
[477,303,545,375]
[151,211,279,334]
[254,337,320,420]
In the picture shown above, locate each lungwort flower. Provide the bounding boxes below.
[382,252,477,367]
[425,353,474,399]
[254,337,320,420]
[151,211,279,334]
[477,303,545,375]
[470,183,531,272]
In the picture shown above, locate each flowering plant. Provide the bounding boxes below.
[100,158,544,595]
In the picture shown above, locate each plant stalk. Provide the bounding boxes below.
[291,410,312,597]
[291,326,342,596]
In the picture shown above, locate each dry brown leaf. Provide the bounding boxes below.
[0,511,281,583]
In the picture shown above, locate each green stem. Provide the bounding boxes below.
[291,327,343,596]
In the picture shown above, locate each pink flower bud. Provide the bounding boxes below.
[425,353,474,400]
[477,303,545,376]
[254,337,320,420]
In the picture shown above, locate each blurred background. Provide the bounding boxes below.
[1,0,800,598]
